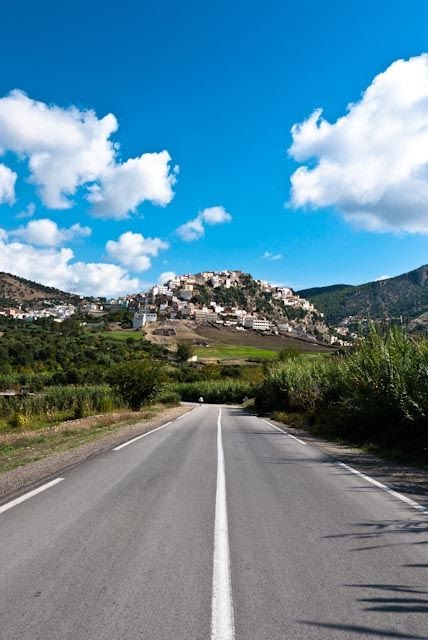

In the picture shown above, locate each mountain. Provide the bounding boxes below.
[298,265,428,326]
[0,272,81,308]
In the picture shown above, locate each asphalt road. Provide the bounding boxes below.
[0,405,427,639]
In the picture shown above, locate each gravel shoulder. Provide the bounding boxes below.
[0,404,192,503]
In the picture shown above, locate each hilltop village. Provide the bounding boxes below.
[0,270,352,347]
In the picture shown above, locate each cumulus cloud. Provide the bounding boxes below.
[106,231,168,272]
[12,218,91,246]
[158,271,176,285]
[177,206,232,241]
[177,216,205,242]
[289,54,428,233]
[262,251,282,261]
[88,152,177,219]
[0,90,177,217]
[0,231,139,297]
[0,163,17,204]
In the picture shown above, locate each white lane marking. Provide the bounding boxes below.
[0,478,64,515]
[261,419,307,445]
[177,406,199,419]
[211,407,235,640]
[113,422,172,451]
[337,462,428,515]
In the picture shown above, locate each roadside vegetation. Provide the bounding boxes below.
[1,315,426,468]
[170,380,257,404]
[254,328,428,464]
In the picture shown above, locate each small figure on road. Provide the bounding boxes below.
[198,396,204,404]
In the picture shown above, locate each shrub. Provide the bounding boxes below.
[170,380,257,404]
[107,360,164,410]
[8,412,27,429]
[156,390,181,406]
[176,343,194,363]
[254,357,339,414]
[255,328,428,460]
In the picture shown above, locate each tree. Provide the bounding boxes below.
[176,342,194,363]
[107,360,164,410]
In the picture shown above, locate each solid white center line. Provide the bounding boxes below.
[261,418,307,445]
[337,462,428,515]
[0,477,64,515]
[113,421,172,451]
[211,407,235,640]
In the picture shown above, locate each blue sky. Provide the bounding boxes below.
[1,0,428,295]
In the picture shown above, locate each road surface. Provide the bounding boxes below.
[0,405,427,639]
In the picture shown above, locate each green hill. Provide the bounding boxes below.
[298,265,428,325]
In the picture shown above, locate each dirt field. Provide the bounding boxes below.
[144,320,335,354]
[197,325,335,353]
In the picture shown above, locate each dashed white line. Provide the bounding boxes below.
[0,478,64,515]
[114,406,200,450]
[211,407,235,640]
[261,418,307,445]
[337,462,428,515]
[113,422,172,451]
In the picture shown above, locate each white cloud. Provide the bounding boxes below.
[16,202,36,219]
[177,216,205,241]
[88,152,177,219]
[106,231,168,272]
[262,251,283,261]
[289,54,428,233]
[0,90,177,217]
[0,231,139,297]
[176,205,232,241]
[376,274,391,281]
[158,271,176,284]
[0,163,17,204]
[12,218,91,247]
[201,206,232,225]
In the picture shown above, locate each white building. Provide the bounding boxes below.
[133,312,158,330]
[252,318,271,331]
[194,309,218,323]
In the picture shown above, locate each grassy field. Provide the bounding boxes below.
[99,330,146,341]
[195,345,277,360]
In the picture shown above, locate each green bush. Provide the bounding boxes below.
[155,390,181,406]
[170,380,257,404]
[0,385,116,421]
[176,342,194,363]
[255,328,428,460]
[107,360,164,410]
[255,357,340,414]
[8,412,27,429]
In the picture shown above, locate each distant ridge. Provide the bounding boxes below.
[0,272,81,307]
[298,265,428,325]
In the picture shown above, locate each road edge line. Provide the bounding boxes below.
[261,418,307,445]
[337,462,428,515]
[0,477,64,515]
[113,421,172,451]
